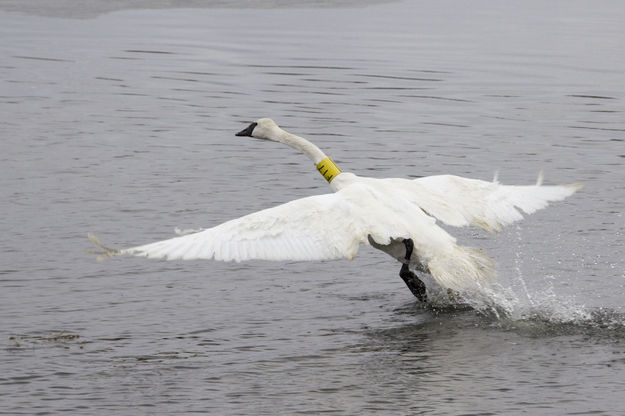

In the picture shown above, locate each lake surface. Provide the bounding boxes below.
[1,0,624,414]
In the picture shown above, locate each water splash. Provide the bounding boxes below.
[423,280,625,337]
[422,223,621,330]
[468,225,595,324]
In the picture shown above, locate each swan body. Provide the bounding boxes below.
[89,118,581,293]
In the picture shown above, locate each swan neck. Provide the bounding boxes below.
[277,131,327,164]
[274,129,341,183]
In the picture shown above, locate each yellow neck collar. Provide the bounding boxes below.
[316,157,341,183]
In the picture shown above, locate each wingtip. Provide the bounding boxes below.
[87,233,121,261]
[534,170,582,193]
[536,170,544,186]
[87,232,98,244]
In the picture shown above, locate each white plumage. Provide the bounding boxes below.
[89,118,581,293]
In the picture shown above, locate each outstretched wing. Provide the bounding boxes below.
[398,174,581,233]
[114,192,368,262]
[89,182,427,263]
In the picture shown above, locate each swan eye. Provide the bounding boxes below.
[235,122,258,137]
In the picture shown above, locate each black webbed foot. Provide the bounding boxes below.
[400,264,427,302]
[399,238,427,302]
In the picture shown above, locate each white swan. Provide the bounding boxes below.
[89,118,581,299]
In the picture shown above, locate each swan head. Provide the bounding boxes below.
[235,118,281,140]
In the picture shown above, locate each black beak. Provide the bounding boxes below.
[235,122,257,137]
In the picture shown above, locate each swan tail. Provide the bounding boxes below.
[87,233,123,261]
[427,244,496,292]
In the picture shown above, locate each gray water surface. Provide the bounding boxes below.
[1,0,625,414]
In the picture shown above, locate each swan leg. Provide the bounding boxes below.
[399,239,427,302]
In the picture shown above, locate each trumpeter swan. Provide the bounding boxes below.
[89,118,581,300]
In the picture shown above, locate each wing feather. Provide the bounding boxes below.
[401,174,581,232]
[120,192,365,262]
